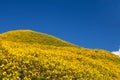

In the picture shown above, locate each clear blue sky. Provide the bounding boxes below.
[0,0,120,51]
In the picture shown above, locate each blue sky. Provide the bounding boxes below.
[0,0,120,51]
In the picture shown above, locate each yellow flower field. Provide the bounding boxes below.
[0,30,120,80]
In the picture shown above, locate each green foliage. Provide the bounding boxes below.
[0,30,120,80]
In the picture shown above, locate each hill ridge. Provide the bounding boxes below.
[0,30,75,47]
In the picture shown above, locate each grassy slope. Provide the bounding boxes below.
[0,30,74,47]
[0,30,120,80]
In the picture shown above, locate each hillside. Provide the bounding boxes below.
[0,30,74,47]
[0,30,120,80]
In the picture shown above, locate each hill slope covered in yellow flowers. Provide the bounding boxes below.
[0,30,120,80]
